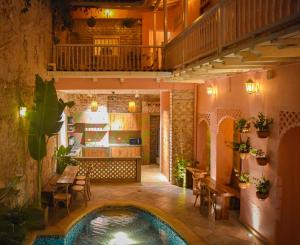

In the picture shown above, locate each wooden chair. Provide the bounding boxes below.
[75,164,93,200]
[71,184,87,207]
[53,185,71,215]
[207,188,217,219]
[192,174,201,207]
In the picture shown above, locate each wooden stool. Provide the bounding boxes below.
[75,180,90,200]
[71,185,87,206]
[75,175,86,181]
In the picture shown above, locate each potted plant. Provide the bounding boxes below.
[28,75,74,208]
[55,145,77,174]
[253,176,270,200]
[252,112,274,138]
[174,156,187,187]
[235,118,251,133]
[238,138,251,159]
[251,148,270,166]
[87,16,96,27]
[238,172,251,189]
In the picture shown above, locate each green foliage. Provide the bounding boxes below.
[250,148,267,157]
[253,176,270,194]
[55,145,77,174]
[234,118,251,133]
[238,172,250,183]
[28,74,74,207]
[227,137,251,153]
[252,112,274,132]
[174,156,187,181]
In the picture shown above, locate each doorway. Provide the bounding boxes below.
[216,118,234,185]
[150,115,160,164]
[277,126,300,244]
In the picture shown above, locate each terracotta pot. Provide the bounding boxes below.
[256,156,270,166]
[256,192,269,200]
[240,152,249,160]
[256,130,269,138]
[239,182,251,189]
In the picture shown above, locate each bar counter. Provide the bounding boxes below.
[73,157,141,183]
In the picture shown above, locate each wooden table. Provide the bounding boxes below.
[202,177,239,220]
[57,166,79,185]
[186,167,207,189]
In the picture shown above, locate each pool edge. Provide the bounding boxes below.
[25,200,205,245]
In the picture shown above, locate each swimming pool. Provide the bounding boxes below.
[34,207,188,245]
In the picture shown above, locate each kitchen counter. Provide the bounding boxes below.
[82,144,141,148]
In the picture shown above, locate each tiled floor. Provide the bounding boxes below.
[52,165,263,245]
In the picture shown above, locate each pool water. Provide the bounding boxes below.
[34,207,187,245]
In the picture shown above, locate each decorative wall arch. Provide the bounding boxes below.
[197,113,211,126]
[216,108,241,134]
[279,110,300,140]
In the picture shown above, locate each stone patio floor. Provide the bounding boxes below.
[50,165,264,245]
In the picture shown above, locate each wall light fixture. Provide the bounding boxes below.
[245,79,259,94]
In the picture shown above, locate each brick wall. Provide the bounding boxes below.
[70,19,142,45]
[0,0,53,204]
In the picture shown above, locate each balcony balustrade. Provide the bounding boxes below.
[53,44,163,72]
[165,0,300,69]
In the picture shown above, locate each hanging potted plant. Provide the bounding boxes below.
[238,172,251,189]
[251,148,270,166]
[234,118,251,133]
[226,137,251,159]
[252,112,274,138]
[253,176,271,200]
[87,16,96,27]
[238,137,251,159]
[174,156,187,187]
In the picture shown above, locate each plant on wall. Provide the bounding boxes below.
[227,137,251,159]
[252,112,274,138]
[250,148,270,166]
[87,16,97,27]
[234,118,251,133]
[28,75,74,208]
[253,176,271,200]
[237,172,251,189]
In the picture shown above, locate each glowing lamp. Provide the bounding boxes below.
[103,9,112,18]
[19,106,27,118]
[128,101,136,112]
[90,101,98,112]
[207,86,217,96]
[245,79,259,94]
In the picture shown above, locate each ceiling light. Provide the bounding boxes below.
[90,101,98,112]
[128,101,136,112]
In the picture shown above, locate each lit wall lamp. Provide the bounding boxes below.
[206,86,217,96]
[103,9,113,18]
[90,101,98,112]
[245,79,259,94]
[128,101,136,113]
[19,106,27,118]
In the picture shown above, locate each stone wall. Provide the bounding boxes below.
[171,90,194,182]
[0,0,53,204]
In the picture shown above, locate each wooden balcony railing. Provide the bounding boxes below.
[165,0,300,69]
[53,44,163,71]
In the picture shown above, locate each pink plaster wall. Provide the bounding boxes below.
[196,62,300,243]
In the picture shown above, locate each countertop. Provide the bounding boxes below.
[82,144,142,148]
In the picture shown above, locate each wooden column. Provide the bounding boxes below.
[163,0,168,45]
[153,11,157,46]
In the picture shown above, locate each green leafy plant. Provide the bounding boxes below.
[252,112,274,132]
[250,148,267,157]
[227,137,251,153]
[253,176,270,194]
[55,145,77,174]
[238,172,250,183]
[28,75,74,208]
[174,156,187,181]
[0,176,22,203]
[234,118,251,133]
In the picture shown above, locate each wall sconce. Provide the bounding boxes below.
[207,86,217,96]
[19,106,27,118]
[128,101,136,113]
[90,101,98,112]
[103,9,113,18]
[245,79,259,94]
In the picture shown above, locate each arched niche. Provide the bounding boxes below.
[196,120,210,173]
[277,126,300,244]
[216,117,235,185]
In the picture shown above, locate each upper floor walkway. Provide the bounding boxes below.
[49,0,300,75]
